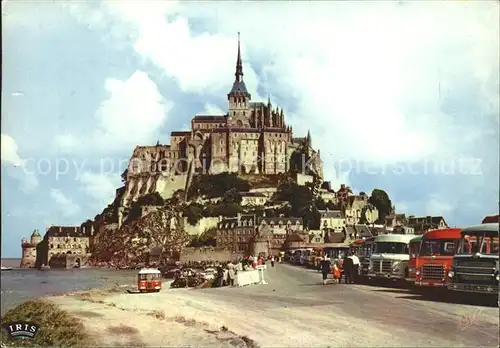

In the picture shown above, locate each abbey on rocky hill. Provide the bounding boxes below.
[121,34,323,207]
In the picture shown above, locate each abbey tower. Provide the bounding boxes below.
[121,35,323,207]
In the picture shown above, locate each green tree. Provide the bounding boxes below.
[222,188,242,204]
[315,196,327,211]
[188,173,251,199]
[183,203,204,226]
[198,228,217,246]
[275,182,313,217]
[368,189,393,223]
[326,201,337,210]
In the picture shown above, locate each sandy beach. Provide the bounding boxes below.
[47,285,256,347]
[5,264,498,347]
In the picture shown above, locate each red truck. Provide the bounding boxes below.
[414,228,462,290]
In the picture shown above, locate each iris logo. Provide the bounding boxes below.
[2,321,40,339]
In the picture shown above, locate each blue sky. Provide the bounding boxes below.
[2,1,498,257]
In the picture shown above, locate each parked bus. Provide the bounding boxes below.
[367,234,415,284]
[414,228,462,290]
[447,223,499,298]
[482,214,499,224]
[406,235,423,284]
[292,248,312,265]
[308,247,324,270]
[359,236,375,278]
[323,244,350,263]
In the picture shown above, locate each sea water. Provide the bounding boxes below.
[1,259,138,315]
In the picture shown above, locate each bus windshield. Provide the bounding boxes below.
[457,233,499,255]
[374,242,408,254]
[409,242,420,259]
[420,239,456,256]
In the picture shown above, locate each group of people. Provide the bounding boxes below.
[320,251,360,285]
[213,254,278,287]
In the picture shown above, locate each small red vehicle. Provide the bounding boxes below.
[138,268,162,293]
[406,235,423,284]
[414,228,462,289]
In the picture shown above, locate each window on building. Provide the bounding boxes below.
[50,244,54,249]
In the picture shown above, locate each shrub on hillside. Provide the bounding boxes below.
[0,300,92,347]
[187,173,251,199]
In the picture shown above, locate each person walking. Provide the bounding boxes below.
[332,261,342,284]
[227,261,236,286]
[320,255,331,285]
[349,252,360,283]
[270,255,275,267]
[343,253,354,284]
[215,263,224,287]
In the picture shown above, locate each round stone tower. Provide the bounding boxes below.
[20,230,41,268]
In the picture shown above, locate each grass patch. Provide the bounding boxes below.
[0,299,92,347]
[240,335,259,348]
[147,310,165,320]
[107,325,139,335]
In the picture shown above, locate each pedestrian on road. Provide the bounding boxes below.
[271,255,275,267]
[215,263,224,287]
[332,262,342,283]
[343,253,354,284]
[227,261,236,286]
[349,253,360,283]
[320,255,331,285]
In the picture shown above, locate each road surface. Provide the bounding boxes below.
[163,263,499,347]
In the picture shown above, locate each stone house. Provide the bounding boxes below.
[215,213,257,253]
[257,217,304,253]
[318,189,337,205]
[353,224,373,239]
[240,192,267,206]
[385,213,408,229]
[344,195,379,225]
[35,226,91,268]
[319,209,345,233]
[283,233,306,250]
[407,216,448,234]
[307,230,324,244]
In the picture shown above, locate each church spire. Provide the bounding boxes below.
[235,32,243,82]
[227,32,250,100]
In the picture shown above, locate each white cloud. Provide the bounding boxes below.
[79,171,121,206]
[55,71,172,155]
[1,134,39,192]
[424,195,455,217]
[50,189,81,217]
[1,134,23,166]
[203,103,224,115]
[66,1,498,171]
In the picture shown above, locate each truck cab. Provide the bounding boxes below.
[407,235,423,283]
[368,234,415,282]
[447,223,499,296]
[414,228,462,288]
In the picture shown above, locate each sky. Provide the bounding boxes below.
[1,0,499,258]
